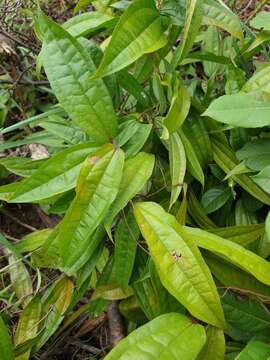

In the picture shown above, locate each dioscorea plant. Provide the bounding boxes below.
[1,0,270,359]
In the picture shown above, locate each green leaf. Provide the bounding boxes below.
[63,12,117,38]
[168,132,186,209]
[14,296,41,360]
[172,0,204,67]
[181,226,270,286]
[123,122,152,158]
[179,130,204,186]
[104,313,206,360]
[201,185,232,214]
[35,277,74,351]
[236,340,270,360]
[163,82,190,134]
[205,254,270,300]
[0,316,14,360]
[250,11,270,31]
[210,223,265,247]
[252,165,270,194]
[266,211,270,244]
[221,290,270,332]
[134,201,225,328]
[198,326,225,360]
[58,145,124,273]
[8,254,33,306]
[104,152,155,237]
[9,142,98,203]
[37,11,117,144]
[242,64,270,97]
[114,212,139,290]
[202,0,243,41]
[0,157,44,178]
[93,0,167,78]
[236,138,270,171]
[203,93,270,128]
[211,137,270,205]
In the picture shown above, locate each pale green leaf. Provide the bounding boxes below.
[105,313,206,360]
[198,326,225,360]
[203,93,270,128]
[0,316,14,360]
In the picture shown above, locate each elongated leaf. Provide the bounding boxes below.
[210,223,264,247]
[204,93,270,128]
[8,254,33,306]
[163,82,190,134]
[0,316,14,360]
[221,290,270,332]
[114,212,139,290]
[198,326,225,360]
[37,11,117,144]
[93,0,167,78]
[172,0,203,67]
[9,142,98,203]
[205,254,270,300]
[236,340,270,360]
[58,145,124,273]
[123,122,152,158]
[181,226,270,286]
[105,313,206,360]
[15,296,41,360]
[179,130,204,185]
[0,157,44,178]
[36,277,74,351]
[104,152,155,237]
[134,202,225,328]
[168,132,186,209]
[202,0,243,41]
[63,12,117,38]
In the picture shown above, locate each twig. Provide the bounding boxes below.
[0,208,37,232]
[0,79,49,86]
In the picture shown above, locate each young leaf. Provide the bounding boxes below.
[93,0,167,78]
[104,152,155,237]
[134,201,225,328]
[58,146,124,273]
[15,296,41,360]
[0,316,14,360]
[168,132,186,209]
[172,0,204,67]
[37,11,117,144]
[202,0,243,41]
[203,93,270,128]
[104,313,206,360]
[9,142,98,203]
